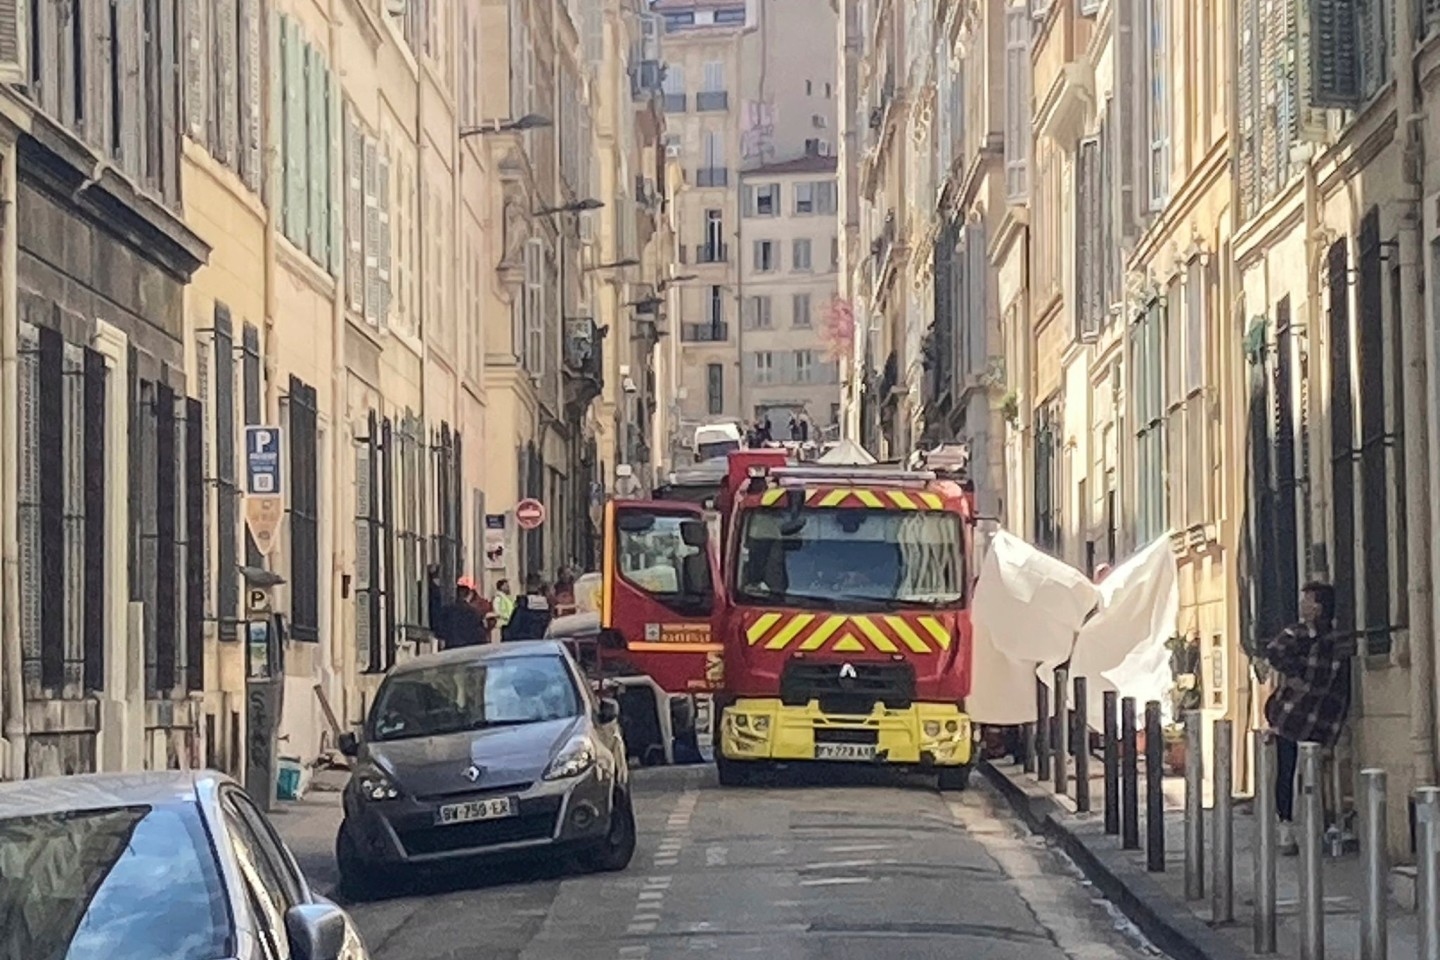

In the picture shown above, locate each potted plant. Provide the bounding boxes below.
[1162,633,1203,774]
[1000,390,1020,428]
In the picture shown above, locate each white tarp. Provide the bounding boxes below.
[816,439,877,464]
[968,530,1179,730]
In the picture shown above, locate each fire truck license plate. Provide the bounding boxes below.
[815,743,876,761]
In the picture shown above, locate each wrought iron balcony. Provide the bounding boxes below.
[695,242,728,264]
[696,90,729,112]
[682,321,730,343]
[695,167,729,187]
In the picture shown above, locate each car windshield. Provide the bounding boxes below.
[370,655,582,741]
[736,507,964,607]
[696,439,740,460]
[0,803,232,960]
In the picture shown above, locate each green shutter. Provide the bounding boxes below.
[307,43,323,262]
[285,22,308,246]
[325,64,339,277]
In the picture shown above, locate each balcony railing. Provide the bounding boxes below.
[696,90,729,111]
[664,93,687,113]
[696,167,729,187]
[682,322,730,342]
[695,242,728,263]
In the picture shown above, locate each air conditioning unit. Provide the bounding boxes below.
[666,144,682,158]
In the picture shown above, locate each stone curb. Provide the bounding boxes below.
[980,761,1251,960]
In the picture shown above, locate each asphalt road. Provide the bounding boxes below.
[279,766,1167,960]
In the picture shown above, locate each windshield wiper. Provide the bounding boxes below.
[737,590,836,610]
[830,594,960,609]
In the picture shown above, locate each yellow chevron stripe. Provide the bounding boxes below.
[919,492,944,510]
[766,613,817,650]
[799,615,848,651]
[818,488,851,507]
[853,489,885,508]
[833,634,865,652]
[805,489,822,503]
[747,612,782,646]
[852,616,899,653]
[885,615,932,654]
[918,615,952,650]
[888,490,918,510]
[761,488,786,506]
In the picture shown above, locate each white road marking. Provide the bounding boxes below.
[800,858,881,870]
[824,842,890,853]
[799,876,873,887]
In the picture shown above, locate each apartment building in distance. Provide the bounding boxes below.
[659,0,841,444]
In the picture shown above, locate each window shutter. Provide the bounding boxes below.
[1309,0,1360,106]
[363,136,380,327]
[306,45,326,262]
[0,0,25,83]
[1114,0,1140,236]
[344,105,364,313]
[280,18,300,242]
[288,23,309,246]
[1237,0,1257,216]
[378,148,392,330]
[1077,138,1102,340]
[219,0,239,165]
[969,221,988,371]
[1004,8,1031,202]
[241,0,262,190]
[185,0,209,140]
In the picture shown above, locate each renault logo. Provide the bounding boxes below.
[463,764,483,783]
[838,663,857,679]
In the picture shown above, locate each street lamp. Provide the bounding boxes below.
[535,198,604,216]
[584,258,640,271]
[657,274,698,292]
[458,114,552,138]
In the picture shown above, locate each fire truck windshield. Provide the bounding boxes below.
[735,507,965,608]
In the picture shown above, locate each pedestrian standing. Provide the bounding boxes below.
[492,579,515,633]
[1259,581,1350,855]
[436,578,487,649]
[503,572,553,641]
[553,567,577,618]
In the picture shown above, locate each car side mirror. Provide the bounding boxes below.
[337,732,359,758]
[284,903,349,960]
[596,698,621,725]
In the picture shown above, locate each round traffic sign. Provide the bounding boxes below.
[515,498,546,530]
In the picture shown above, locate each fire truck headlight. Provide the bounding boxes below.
[751,715,770,733]
[923,720,942,738]
[944,720,960,734]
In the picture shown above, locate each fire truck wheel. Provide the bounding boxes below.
[937,764,973,791]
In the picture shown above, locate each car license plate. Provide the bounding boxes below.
[815,743,876,761]
[435,796,517,826]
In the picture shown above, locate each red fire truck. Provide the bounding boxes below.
[708,450,979,787]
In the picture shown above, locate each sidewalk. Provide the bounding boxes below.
[983,758,1420,960]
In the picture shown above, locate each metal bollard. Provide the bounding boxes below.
[1036,680,1051,782]
[1054,667,1070,797]
[1074,676,1090,813]
[1254,729,1278,953]
[1145,700,1165,872]
[1418,786,1440,960]
[1103,690,1120,834]
[1212,719,1234,923]
[1022,721,1036,774]
[1299,741,1325,960]
[1184,711,1205,899]
[1359,769,1387,960]
[1121,696,1140,849]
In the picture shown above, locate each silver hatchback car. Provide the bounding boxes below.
[0,770,368,960]
[336,640,635,899]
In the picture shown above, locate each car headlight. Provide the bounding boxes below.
[544,737,596,780]
[355,763,400,801]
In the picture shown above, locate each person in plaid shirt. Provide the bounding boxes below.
[1260,581,1352,854]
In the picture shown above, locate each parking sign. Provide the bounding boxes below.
[245,426,283,496]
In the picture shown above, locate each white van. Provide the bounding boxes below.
[692,421,743,462]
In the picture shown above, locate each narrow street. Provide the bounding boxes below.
[280,767,1164,960]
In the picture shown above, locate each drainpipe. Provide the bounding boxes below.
[1396,0,1439,787]
[324,0,346,690]
[1,146,23,778]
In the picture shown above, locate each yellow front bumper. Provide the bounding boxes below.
[719,698,974,767]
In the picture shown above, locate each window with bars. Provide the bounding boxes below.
[356,412,384,672]
[395,413,428,635]
[16,320,108,701]
[432,423,463,606]
[1272,296,1302,625]
[288,376,320,642]
[1033,396,1063,553]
